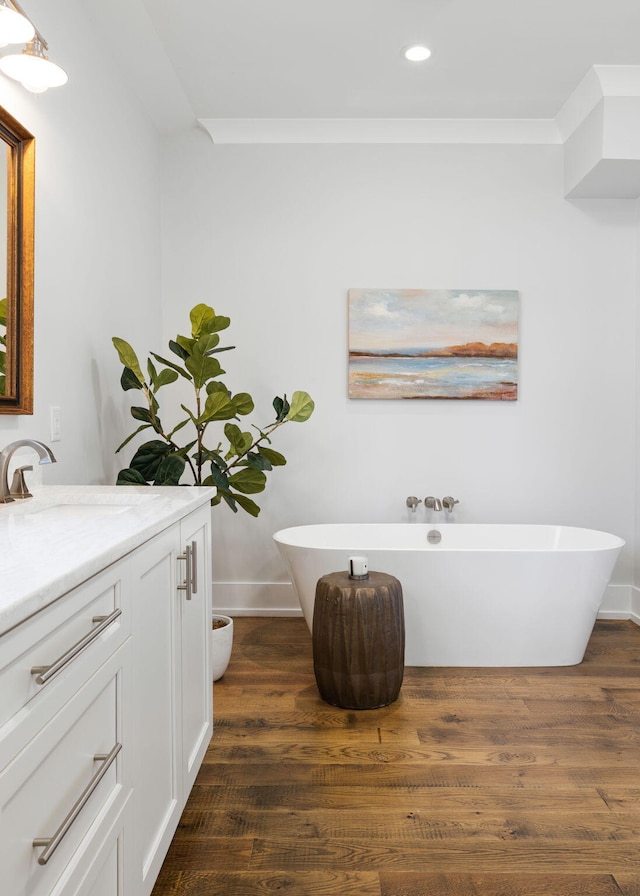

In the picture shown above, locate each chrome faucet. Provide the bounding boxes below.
[425,496,442,511]
[442,496,460,512]
[406,496,422,513]
[0,439,56,503]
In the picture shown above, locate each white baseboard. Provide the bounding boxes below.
[597,584,640,626]
[213,580,640,625]
[212,581,302,617]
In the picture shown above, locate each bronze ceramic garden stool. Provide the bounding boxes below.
[312,570,405,710]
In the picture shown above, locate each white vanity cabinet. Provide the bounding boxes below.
[0,486,214,896]
[130,501,213,896]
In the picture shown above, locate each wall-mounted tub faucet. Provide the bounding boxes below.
[425,496,442,511]
[442,496,460,512]
[0,439,56,503]
[406,496,422,513]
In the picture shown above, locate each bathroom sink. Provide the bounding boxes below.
[7,490,162,520]
[25,503,136,519]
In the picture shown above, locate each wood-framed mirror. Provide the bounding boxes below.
[0,104,34,415]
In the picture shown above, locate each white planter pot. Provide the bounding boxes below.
[211,614,233,681]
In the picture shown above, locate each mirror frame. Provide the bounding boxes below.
[0,104,34,415]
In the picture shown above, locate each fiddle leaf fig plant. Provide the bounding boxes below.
[112,303,314,517]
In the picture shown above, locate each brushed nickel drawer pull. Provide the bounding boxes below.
[33,742,122,865]
[190,540,197,594]
[31,608,122,686]
[177,543,193,600]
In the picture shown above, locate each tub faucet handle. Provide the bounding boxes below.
[406,496,422,513]
[425,496,442,511]
[442,496,459,512]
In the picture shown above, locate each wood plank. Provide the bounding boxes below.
[249,837,639,873]
[185,784,611,813]
[176,804,640,842]
[378,872,625,896]
[153,870,381,896]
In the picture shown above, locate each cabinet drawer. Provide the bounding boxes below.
[0,643,130,896]
[0,559,130,760]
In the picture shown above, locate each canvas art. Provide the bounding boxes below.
[348,289,519,400]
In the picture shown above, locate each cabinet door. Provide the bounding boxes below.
[129,525,181,896]
[179,503,213,794]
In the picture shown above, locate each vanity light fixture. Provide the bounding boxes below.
[0,0,34,48]
[403,44,431,62]
[0,0,66,92]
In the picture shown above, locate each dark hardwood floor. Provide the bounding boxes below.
[152,617,640,895]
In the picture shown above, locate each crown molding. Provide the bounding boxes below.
[198,117,561,146]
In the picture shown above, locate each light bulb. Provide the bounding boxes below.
[0,2,35,47]
[403,45,431,62]
[0,37,67,91]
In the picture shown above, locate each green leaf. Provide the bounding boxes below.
[116,467,148,485]
[176,335,196,356]
[155,368,179,389]
[287,391,315,423]
[131,406,155,425]
[206,381,231,396]
[169,339,189,360]
[245,451,272,471]
[232,392,254,416]
[273,395,290,422]
[115,423,152,453]
[112,338,145,384]
[205,451,227,470]
[208,465,230,490]
[232,493,261,517]
[185,349,223,389]
[120,366,142,391]
[258,446,287,467]
[190,303,216,338]
[197,334,222,356]
[227,467,267,494]
[147,357,158,387]
[201,390,236,423]
[208,344,235,355]
[221,490,238,512]
[0,297,6,326]
[150,352,192,381]
[224,423,253,456]
[130,440,172,480]
[154,454,186,485]
[167,417,191,440]
[187,304,232,339]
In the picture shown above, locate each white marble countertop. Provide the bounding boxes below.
[0,485,216,635]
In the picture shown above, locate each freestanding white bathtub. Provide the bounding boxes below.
[273,524,624,667]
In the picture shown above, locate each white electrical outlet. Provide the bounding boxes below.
[50,406,61,442]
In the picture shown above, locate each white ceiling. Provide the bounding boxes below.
[86,0,640,133]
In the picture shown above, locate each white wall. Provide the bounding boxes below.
[161,137,638,613]
[0,0,162,485]
[634,198,640,620]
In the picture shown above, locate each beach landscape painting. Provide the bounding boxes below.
[348,289,519,400]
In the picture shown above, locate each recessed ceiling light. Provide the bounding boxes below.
[403,45,431,62]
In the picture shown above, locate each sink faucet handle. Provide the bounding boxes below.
[425,496,442,511]
[406,496,422,513]
[0,439,56,503]
[10,464,33,498]
[442,496,459,512]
